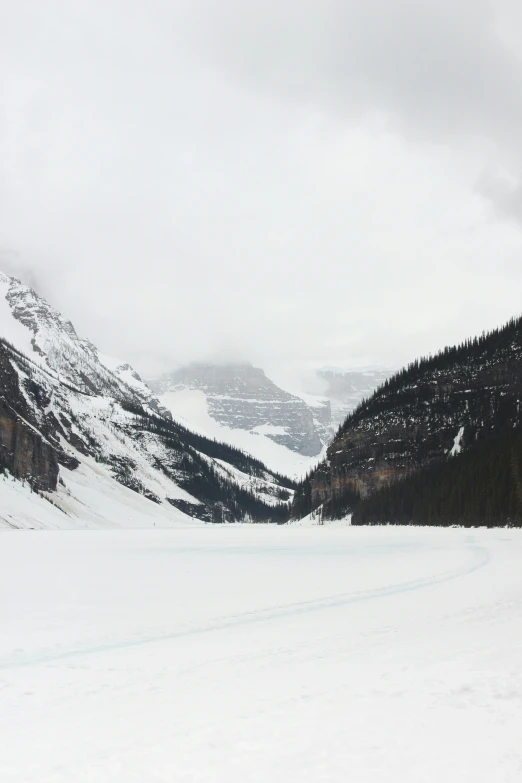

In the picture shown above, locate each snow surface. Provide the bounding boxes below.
[96,351,156,400]
[0,271,168,417]
[1,526,521,782]
[160,388,323,478]
[0,459,196,530]
[0,275,39,359]
[251,423,289,436]
[450,426,465,456]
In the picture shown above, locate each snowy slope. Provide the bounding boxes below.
[0,347,203,526]
[151,363,330,460]
[1,526,520,782]
[160,387,324,479]
[0,457,193,530]
[0,272,293,526]
[0,271,170,416]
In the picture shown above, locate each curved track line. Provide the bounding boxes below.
[0,543,490,670]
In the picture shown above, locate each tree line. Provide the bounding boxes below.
[352,426,522,527]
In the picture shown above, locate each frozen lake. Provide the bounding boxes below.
[1,526,521,782]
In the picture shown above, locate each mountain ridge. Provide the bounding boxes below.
[0,272,292,527]
[292,315,522,525]
[150,362,327,458]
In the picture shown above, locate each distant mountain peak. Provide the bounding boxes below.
[0,269,169,417]
[150,362,326,458]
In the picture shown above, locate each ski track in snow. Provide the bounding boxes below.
[0,539,489,670]
[1,526,521,783]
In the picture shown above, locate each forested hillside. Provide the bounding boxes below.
[353,426,522,527]
[292,316,522,525]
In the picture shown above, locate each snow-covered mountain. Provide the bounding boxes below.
[150,364,330,478]
[0,272,169,417]
[146,364,389,479]
[0,272,293,528]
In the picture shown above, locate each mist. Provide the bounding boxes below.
[2,1,522,384]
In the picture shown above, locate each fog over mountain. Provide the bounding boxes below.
[2,2,522,382]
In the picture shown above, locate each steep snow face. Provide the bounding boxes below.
[0,459,195,530]
[0,274,37,357]
[0,273,293,527]
[0,271,169,417]
[159,388,323,479]
[0,341,202,525]
[151,364,388,477]
[449,426,465,457]
[0,340,292,527]
[95,352,170,418]
[151,363,326,457]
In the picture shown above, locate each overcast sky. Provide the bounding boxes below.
[1,0,522,385]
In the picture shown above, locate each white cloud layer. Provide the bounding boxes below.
[1,1,522,379]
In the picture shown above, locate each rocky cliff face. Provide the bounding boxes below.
[307,396,332,446]
[151,364,325,457]
[0,341,61,490]
[293,318,522,519]
[0,398,59,491]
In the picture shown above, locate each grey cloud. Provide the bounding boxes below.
[179,0,522,148]
[1,1,522,383]
[179,0,522,221]
[475,168,522,222]
[0,248,49,294]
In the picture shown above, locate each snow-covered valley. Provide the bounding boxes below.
[1,526,521,782]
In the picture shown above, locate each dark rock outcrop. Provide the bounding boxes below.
[0,398,59,490]
[166,497,211,522]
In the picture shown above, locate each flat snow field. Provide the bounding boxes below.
[1,526,522,782]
